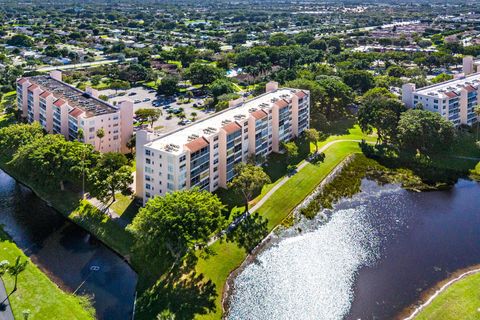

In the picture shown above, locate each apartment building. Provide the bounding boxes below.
[16,71,133,153]
[402,72,480,126]
[136,82,310,204]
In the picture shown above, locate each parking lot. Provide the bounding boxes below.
[99,86,212,133]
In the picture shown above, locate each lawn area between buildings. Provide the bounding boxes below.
[414,271,480,320]
[0,228,95,320]
[194,139,368,320]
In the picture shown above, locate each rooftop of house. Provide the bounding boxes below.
[22,75,118,118]
[145,87,307,155]
[415,72,480,99]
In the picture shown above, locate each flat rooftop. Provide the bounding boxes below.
[27,75,118,118]
[416,73,480,99]
[146,88,305,155]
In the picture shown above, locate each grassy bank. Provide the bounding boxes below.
[414,271,480,320]
[0,229,94,320]
[194,140,366,320]
[0,156,133,260]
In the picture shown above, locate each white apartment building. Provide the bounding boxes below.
[136,82,310,204]
[17,71,133,153]
[402,72,480,126]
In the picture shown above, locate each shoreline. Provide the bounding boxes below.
[221,155,356,318]
[0,164,136,272]
[397,264,480,320]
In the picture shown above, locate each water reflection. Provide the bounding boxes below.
[228,180,480,320]
[0,170,137,320]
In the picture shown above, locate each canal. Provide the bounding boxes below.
[0,169,137,320]
[227,179,480,320]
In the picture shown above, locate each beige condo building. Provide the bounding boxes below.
[136,81,310,204]
[16,71,133,153]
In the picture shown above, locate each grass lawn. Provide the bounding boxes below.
[195,140,365,320]
[0,157,133,259]
[415,272,480,320]
[0,229,94,320]
[111,193,140,223]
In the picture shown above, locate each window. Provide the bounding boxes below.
[145,183,151,190]
[179,155,186,162]
[146,158,151,164]
[145,150,151,156]
[167,174,174,180]
[214,136,219,141]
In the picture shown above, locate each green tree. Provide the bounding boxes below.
[119,64,150,84]
[184,63,223,87]
[209,78,235,98]
[228,163,271,213]
[474,105,480,140]
[135,108,162,129]
[0,123,44,158]
[190,112,198,121]
[12,135,97,190]
[128,189,226,263]
[157,75,179,96]
[294,32,314,45]
[397,109,455,155]
[358,88,405,144]
[282,141,298,164]
[7,34,33,47]
[109,80,130,94]
[89,152,133,204]
[317,76,354,119]
[96,128,105,151]
[304,128,325,153]
[341,70,374,94]
[126,134,136,154]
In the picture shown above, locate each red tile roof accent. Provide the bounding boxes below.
[222,122,241,134]
[445,91,458,98]
[275,99,289,108]
[465,85,476,92]
[296,91,307,99]
[27,84,39,91]
[251,109,267,120]
[17,78,28,85]
[53,99,66,107]
[69,107,84,118]
[185,137,209,153]
[40,91,52,98]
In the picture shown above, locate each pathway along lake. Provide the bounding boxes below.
[227,179,480,320]
[0,169,137,320]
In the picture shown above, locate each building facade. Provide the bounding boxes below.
[17,71,133,153]
[402,73,480,126]
[136,82,310,204]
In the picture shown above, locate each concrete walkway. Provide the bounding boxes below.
[0,280,14,320]
[208,139,368,245]
[87,198,129,228]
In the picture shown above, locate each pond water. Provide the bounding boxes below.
[227,179,480,320]
[0,169,137,320]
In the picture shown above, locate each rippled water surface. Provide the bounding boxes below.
[228,180,480,320]
[0,169,137,320]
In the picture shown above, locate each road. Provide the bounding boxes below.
[0,279,13,320]
[35,58,137,72]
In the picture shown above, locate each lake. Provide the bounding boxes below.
[227,179,480,320]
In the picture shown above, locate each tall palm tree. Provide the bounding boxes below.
[96,128,105,151]
[8,256,27,293]
[474,105,480,141]
[1,256,27,306]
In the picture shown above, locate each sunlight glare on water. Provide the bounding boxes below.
[228,183,405,320]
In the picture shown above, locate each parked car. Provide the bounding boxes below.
[128,92,137,96]
[179,119,192,125]
[143,98,151,102]
[134,99,141,104]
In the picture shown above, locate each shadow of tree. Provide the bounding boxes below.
[227,212,269,253]
[135,261,217,320]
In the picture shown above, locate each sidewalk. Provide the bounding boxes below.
[0,280,14,320]
[208,139,368,245]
